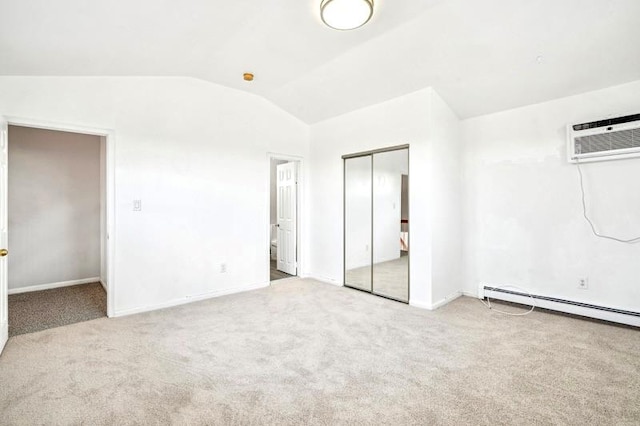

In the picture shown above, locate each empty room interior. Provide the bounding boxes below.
[0,0,639,424]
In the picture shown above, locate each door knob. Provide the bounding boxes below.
[0,249,7,257]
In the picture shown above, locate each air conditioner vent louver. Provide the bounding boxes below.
[568,114,640,163]
[575,128,640,154]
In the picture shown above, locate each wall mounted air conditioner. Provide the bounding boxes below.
[567,113,640,163]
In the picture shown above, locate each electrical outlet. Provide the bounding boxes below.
[578,278,589,290]
[220,263,227,273]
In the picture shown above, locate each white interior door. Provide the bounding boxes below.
[276,162,297,275]
[0,117,9,354]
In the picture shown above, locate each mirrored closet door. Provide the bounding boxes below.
[344,155,372,292]
[344,146,409,303]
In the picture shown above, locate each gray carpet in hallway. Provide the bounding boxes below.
[0,278,638,425]
[8,282,106,336]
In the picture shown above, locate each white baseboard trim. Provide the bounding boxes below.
[410,291,463,311]
[303,274,343,287]
[461,291,478,298]
[8,277,101,295]
[113,281,270,318]
[99,279,107,292]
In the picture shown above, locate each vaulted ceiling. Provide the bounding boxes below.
[1,0,639,123]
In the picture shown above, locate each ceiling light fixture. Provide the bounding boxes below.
[320,0,374,31]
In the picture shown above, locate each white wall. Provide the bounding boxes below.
[309,88,462,307]
[0,77,309,315]
[4,73,638,316]
[8,126,101,289]
[429,93,463,306]
[462,80,640,312]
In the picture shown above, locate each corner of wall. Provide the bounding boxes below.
[426,89,464,304]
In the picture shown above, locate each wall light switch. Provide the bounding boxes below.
[133,199,142,211]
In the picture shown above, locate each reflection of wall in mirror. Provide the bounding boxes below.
[373,169,401,263]
[401,174,409,229]
[373,150,407,264]
[401,174,409,250]
[345,157,372,270]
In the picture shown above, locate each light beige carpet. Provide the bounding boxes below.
[8,282,107,337]
[0,278,639,425]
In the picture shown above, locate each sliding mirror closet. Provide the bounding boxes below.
[344,146,409,303]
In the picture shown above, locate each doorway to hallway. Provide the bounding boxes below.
[7,125,106,336]
[268,156,300,282]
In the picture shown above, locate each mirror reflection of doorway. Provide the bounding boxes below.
[343,146,409,303]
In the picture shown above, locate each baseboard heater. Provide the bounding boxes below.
[479,285,640,328]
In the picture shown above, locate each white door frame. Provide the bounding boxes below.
[266,153,304,283]
[4,116,116,317]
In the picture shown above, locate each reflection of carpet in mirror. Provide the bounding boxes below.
[346,253,408,301]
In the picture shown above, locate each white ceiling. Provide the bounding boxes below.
[1,0,639,123]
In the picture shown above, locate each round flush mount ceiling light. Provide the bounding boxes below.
[320,0,374,31]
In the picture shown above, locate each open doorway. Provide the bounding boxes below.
[269,156,301,282]
[6,125,108,336]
